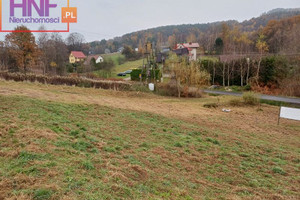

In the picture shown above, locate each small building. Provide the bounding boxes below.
[84,55,104,65]
[69,51,87,64]
[175,43,200,61]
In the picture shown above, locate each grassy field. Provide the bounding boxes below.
[0,80,299,200]
[98,53,144,79]
[111,59,144,79]
[101,53,124,66]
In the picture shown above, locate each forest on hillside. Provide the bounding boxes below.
[89,8,300,55]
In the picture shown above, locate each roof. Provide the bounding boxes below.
[183,43,200,48]
[71,51,86,59]
[84,55,102,65]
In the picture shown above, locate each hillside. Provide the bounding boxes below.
[90,8,300,54]
[0,80,299,199]
[241,8,300,31]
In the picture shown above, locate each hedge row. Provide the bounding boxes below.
[0,72,132,91]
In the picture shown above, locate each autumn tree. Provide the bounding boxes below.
[187,33,197,43]
[166,53,210,97]
[5,25,40,73]
[255,34,269,85]
[221,23,231,54]
[0,41,9,71]
[168,34,176,49]
[122,45,140,61]
[263,15,300,54]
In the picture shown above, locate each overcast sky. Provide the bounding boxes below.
[1,0,300,42]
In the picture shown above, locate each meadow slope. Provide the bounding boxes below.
[0,80,299,200]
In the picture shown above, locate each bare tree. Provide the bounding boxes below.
[38,30,68,75]
[0,41,8,71]
[239,59,247,86]
[246,58,251,85]
[66,32,86,53]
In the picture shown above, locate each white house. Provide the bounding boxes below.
[95,56,104,63]
[84,55,104,65]
[175,43,200,61]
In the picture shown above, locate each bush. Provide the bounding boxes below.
[244,85,251,91]
[203,103,218,108]
[122,45,142,61]
[229,98,243,106]
[243,92,259,106]
[131,83,151,93]
[182,87,203,98]
[117,56,126,65]
[155,83,179,97]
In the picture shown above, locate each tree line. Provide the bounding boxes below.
[0,26,89,75]
[88,8,300,55]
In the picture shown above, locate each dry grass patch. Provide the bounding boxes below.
[0,80,299,199]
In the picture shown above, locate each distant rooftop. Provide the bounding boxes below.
[71,51,86,59]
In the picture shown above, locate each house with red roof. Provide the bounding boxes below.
[175,42,200,61]
[69,51,87,64]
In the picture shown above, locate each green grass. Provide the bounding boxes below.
[101,53,124,66]
[93,53,144,79]
[0,95,299,199]
[111,59,144,79]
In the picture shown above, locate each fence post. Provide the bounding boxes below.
[278,106,281,125]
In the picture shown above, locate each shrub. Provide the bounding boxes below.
[203,103,218,108]
[131,83,151,93]
[244,85,251,91]
[182,87,203,98]
[155,83,179,97]
[243,92,259,106]
[117,56,126,65]
[229,98,243,106]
